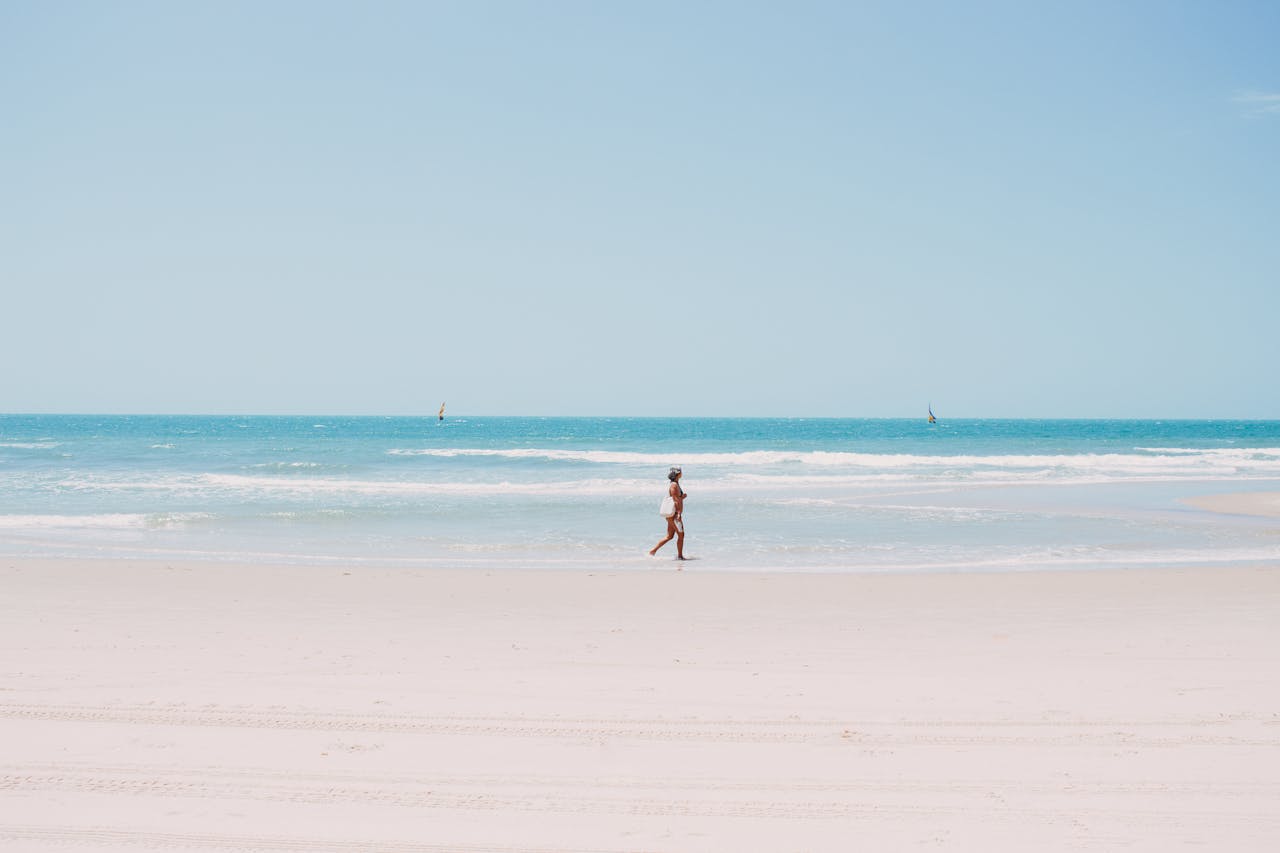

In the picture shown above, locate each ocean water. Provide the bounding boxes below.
[2,415,1279,572]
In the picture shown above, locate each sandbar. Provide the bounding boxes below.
[1184,491,1280,519]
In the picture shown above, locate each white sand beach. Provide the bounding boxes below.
[2,559,1278,852]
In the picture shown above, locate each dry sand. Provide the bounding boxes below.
[2,558,1278,852]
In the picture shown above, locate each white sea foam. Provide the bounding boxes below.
[252,461,324,469]
[0,512,210,530]
[195,473,653,497]
[0,442,62,449]
[0,514,148,530]
[387,446,1280,476]
[389,447,813,465]
[1137,446,1280,457]
[41,459,1280,503]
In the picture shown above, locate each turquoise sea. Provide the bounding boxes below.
[2,415,1279,572]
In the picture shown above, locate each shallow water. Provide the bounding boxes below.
[2,415,1278,571]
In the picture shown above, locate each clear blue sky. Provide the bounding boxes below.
[3,1,1277,417]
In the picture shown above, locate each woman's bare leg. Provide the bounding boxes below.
[650,517,678,556]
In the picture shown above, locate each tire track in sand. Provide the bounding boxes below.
[0,825,644,853]
[1,702,1276,748]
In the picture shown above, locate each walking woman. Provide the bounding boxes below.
[649,466,687,561]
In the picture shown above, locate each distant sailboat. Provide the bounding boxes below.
[928,404,937,424]
[438,402,446,422]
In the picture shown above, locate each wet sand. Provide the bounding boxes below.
[1184,490,1280,519]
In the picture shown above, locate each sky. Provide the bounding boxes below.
[2,0,1277,418]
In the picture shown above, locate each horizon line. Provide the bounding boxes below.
[3,412,1278,422]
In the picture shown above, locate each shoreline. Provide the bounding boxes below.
[3,558,1278,850]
